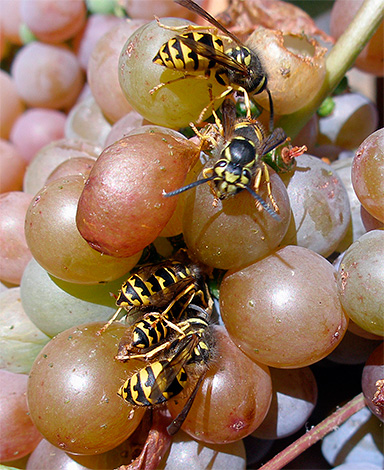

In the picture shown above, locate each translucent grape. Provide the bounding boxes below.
[0,287,50,373]
[351,129,384,223]
[167,326,272,444]
[25,175,142,283]
[27,322,146,455]
[0,70,24,140]
[281,154,351,257]
[220,245,348,368]
[338,230,384,337]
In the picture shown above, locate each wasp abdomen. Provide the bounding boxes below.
[118,360,188,406]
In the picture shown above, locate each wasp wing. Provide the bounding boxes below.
[221,98,237,141]
[259,127,287,156]
[176,0,243,47]
[147,334,198,404]
[176,34,248,75]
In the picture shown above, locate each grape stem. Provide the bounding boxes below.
[279,0,384,138]
[258,392,367,470]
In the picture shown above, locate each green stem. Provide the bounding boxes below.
[279,0,384,138]
[258,393,367,470]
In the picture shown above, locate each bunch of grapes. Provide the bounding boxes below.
[0,0,383,469]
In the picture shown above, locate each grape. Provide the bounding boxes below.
[252,367,318,439]
[362,342,384,422]
[351,129,384,223]
[246,28,326,116]
[26,435,148,470]
[321,406,384,467]
[64,95,111,147]
[20,257,132,337]
[20,0,86,44]
[104,110,146,147]
[159,430,246,470]
[337,230,384,337]
[74,13,124,71]
[331,0,384,77]
[360,206,384,232]
[317,93,379,151]
[76,129,199,257]
[10,108,66,163]
[331,157,366,253]
[281,154,351,258]
[0,370,42,462]
[0,287,50,373]
[327,328,383,365]
[118,18,228,129]
[123,0,201,20]
[0,71,24,140]
[0,0,23,45]
[182,161,290,270]
[27,322,146,455]
[167,326,272,444]
[87,20,145,123]
[23,139,101,196]
[25,175,142,283]
[0,191,33,285]
[0,139,26,194]
[220,245,348,368]
[11,42,84,110]
[45,156,96,185]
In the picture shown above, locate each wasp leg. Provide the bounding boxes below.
[201,167,219,205]
[97,307,124,335]
[190,122,219,151]
[149,73,209,95]
[197,86,233,123]
[234,86,252,119]
[117,338,175,361]
[253,165,279,214]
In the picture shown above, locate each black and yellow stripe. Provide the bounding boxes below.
[116,261,192,309]
[118,360,188,406]
[153,32,224,72]
[132,312,168,349]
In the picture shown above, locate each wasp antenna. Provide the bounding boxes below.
[266,88,275,133]
[245,186,281,221]
[163,176,216,197]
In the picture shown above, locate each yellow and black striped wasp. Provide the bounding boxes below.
[117,304,213,436]
[98,250,209,334]
[151,0,275,128]
[163,98,287,220]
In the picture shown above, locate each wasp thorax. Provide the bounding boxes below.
[226,46,266,93]
[226,138,256,166]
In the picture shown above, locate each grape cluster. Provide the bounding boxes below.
[0,0,383,469]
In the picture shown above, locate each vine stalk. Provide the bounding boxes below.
[279,0,384,138]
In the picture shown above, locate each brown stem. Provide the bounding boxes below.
[258,393,367,470]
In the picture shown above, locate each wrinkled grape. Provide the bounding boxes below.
[76,129,199,257]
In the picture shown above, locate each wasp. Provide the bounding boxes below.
[163,98,287,220]
[117,308,213,435]
[116,303,211,361]
[98,251,209,334]
[151,0,275,128]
